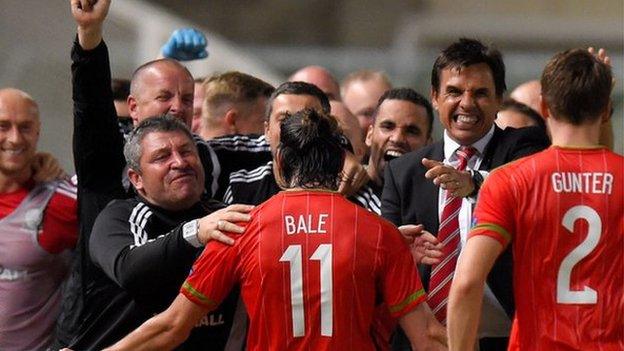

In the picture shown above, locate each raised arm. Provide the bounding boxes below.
[160,28,208,61]
[70,0,125,195]
[71,0,109,49]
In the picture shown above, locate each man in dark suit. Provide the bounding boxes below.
[382,38,549,351]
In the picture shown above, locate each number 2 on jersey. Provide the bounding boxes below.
[280,244,333,337]
[556,205,601,304]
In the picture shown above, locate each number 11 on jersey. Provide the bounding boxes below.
[280,244,333,337]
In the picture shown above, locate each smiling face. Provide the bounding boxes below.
[129,62,195,127]
[0,89,40,178]
[128,130,204,211]
[366,99,430,180]
[432,63,501,146]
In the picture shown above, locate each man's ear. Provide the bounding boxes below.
[128,95,140,126]
[602,99,613,124]
[539,95,551,120]
[224,109,238,132]
[430,87,439,110]
[128,168,144,193]
[365,125,374,147]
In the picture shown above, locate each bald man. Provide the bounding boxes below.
[0,89,77,351]
[55,1,260,349]
[289,65,341,101]
[509,80,541,113]
[330,100,367,162]
[341,70,392,138]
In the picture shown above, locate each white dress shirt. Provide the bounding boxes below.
[439,126,512,338]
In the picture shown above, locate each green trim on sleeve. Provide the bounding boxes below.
[182,281,218,308]
[389,288,426,314]
[471,223,511,243]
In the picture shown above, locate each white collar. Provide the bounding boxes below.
[443,125,495,160]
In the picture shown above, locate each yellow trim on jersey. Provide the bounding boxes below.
[389,288,426,314]
[182,281,218,308]
[471,223,511,243]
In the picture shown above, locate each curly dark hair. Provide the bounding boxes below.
[277,108,345,190]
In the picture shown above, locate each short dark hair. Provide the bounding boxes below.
[375,87,434,137]
[541,49,612,125]
[278,108,345,190]
[266,81,330,120]
[111,78,131,101]
[124,114,195,172]
[431,38,506,97]
[500,98,547,132]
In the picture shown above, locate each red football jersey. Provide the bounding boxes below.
[182,190,425,351]
[0,179,77,253]
[470,147,624,350]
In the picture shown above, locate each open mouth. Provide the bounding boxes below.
[454,114,479,127]
[383,149,404,162]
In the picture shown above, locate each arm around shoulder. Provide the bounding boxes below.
[88,201,198,294]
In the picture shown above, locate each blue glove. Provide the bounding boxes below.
[161,28,208,61]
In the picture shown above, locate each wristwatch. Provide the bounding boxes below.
[469,170,484,197]
[182,219,202,247]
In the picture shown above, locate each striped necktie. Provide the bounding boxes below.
[427,145,476,324]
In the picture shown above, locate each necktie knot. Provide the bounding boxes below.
[455,146,476,170]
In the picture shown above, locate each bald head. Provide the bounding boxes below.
[330,101,366,162]
[510,80,542,114]
[0,88,41,178]
[289,66,341,101]
[128,59,195,126]
[0,88,39,119]
[341,70,392,137]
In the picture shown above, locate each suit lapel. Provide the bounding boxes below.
[479,125,504,170]
[419,142,445,235]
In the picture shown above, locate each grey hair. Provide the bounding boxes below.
[123,114,195,172]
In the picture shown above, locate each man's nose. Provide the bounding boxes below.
[389,128,407,144]
[459,92,476,110]
[7,127,23,144]
[170,150,188,167]
[168,95,183,115]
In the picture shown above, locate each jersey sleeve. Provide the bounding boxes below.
[379,222,426,318]
[38,182,78,254]
[181,239,240,310]
[469,167,515,247]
